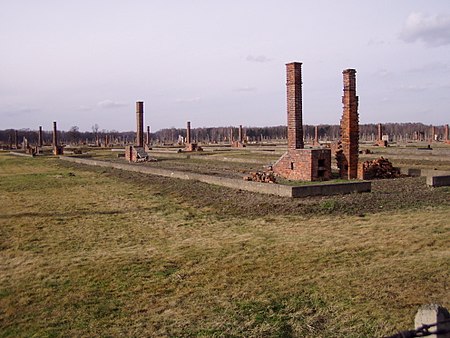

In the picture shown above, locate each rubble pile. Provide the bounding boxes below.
[243,171,276,183]
[360,157,401,179]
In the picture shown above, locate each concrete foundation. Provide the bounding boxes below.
[60,156,371,198]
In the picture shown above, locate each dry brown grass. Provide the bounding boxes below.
[0,153,449,337]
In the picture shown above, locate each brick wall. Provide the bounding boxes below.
[273,149,331,181]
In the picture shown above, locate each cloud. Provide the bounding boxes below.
[175,97,201,103]
[78,105,92,111]
[400,12,450,47]
[367,38,385,46]
[246,55,272,63]
[373,68,392,78]
[233,86,256,92]
[406,61,450,73]
[398,83,429,91]
[97,100,128,109]
[5,106,40,117]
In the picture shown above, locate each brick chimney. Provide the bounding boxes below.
[136,101,144,147]
[286,62,304,149]
[341,69,359,179]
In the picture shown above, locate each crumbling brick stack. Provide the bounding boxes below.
[243,170,276,183]
[184,121,203,152]
[313,125,319,145]
[445,124,450,144]
[232,125,246,147]
[38,126,43,147]
[52,121,63,155]
[273,62,331,181]
[376,123,387,147]
[358,157,401,180]
[125,145,148,162]
[126,101,150,162]
[338,69,359,179]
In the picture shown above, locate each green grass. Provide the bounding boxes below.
[0,153,449,337]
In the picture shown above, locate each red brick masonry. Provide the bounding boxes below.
[273,148,331,181]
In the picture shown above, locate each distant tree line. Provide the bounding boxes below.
[0,122,447,146]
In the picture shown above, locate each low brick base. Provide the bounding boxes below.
[273,148,331,181]
[184,143,203,152]
[125,146,148,162]
[53,146,64,155]
[231,141,246,148]
[375,140,388,147]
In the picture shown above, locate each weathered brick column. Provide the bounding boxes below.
[146,126,151,145]
[273,62,331,181]
[14,130,18,149]
[340,69,359,179]
[136,101,144,147]
[52,121,58,147]
[445,124,449,141]
[186,121,191,144]
[286,62,304,149]
[314,125,319,145]
[239,125,243,143]
[377,123,382,141]
[38,126,43,147]
[430,125,435,142]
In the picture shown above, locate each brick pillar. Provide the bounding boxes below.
[286,62,304,149]
[239,125,243,143]
[230,128,233,143]
[38,126,43,147]
[377,123,382,141]
[136,101,144,147]
[52,121,58,147]
[341,69,359,179]
[314,125,319,145]
[14,130,18,149]
[445,124,449,141]
[186,121,191,144]
[146,126,151,145]
[430,125,435,142]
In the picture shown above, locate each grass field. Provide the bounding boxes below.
[1,152,449,337]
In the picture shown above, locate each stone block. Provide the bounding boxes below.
[414,304,450,338]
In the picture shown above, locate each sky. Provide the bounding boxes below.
[1,0,450,132]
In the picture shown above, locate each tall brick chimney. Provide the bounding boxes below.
[314,125,319,145]
[445,124,449,141]
[14,130,18,149]
[286,62,304,149]
[146,126,151,145]
[430,125,435,142]
[377,123,382,141]
[52,121,58,147]
[186,121,191,144]
[341,69,359,179]
[136,101,144,147]
[38,126,43,147]
[239,125,243,143]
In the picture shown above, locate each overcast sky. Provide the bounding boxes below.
[1,0,449,132]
